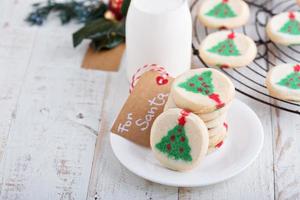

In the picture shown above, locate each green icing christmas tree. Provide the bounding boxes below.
[279,12,300,35]
[277,64,300,89]
[155,124,192,162]
[205,0,236,19]
[178,70,225,108]
[208,32,240,56]
[178,71,214,95]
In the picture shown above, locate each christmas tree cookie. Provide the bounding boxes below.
[171,68,235,113]
[164,94,231,122]
[209,122,228,138]
[150,109,209,171]
[267,12,300,45]
[205,112,227,129]
[266,64,300,101]
[199,31,257,68]
[198,0,250,29]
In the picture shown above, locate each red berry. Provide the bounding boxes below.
[170,135,175,142]
[189,83,195,87]
[198,77,203,81]
[167,144,171,150]
[197,88,203,92]
[180,137,185,142]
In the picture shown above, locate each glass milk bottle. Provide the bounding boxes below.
[125,0,192,80]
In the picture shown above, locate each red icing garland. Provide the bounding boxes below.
[209,93,225,109]
[178,110,190,126]
[222,0,229,3]
[293,64,300,72]
[227,32,235,40]
[223,122,228,131]
[220,64,230,69]
[289,12,295,20]
[215,141,224,148]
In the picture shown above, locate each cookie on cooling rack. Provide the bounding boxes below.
[150,109,209,171]
[199,31,257,68]
[266,64,300,101]
[267,12,300,45]
[171,68,235,113]
[198,0,250,29]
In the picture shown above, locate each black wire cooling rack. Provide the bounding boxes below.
[191,0,300,115]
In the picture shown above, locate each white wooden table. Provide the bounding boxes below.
[0,0,299,199]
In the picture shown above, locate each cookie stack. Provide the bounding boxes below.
[164,68,235,153]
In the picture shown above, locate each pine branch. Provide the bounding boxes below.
[26,0,107,25]
[73,18,125,51]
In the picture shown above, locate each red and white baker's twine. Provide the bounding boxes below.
[129,64,169,93]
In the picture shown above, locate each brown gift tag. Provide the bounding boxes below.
[111,71,174,147]
[81,44,125,71]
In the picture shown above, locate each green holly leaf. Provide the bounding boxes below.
[72,18,125,51]
[91,35,124,51]
[121,0,131,17]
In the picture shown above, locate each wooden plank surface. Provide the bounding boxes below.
[0,0,107,199]
[0,0,299,200]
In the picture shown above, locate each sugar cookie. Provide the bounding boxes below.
[208,122,228,138]
[209,125,228,147]
[205,113,226,129]
[198,0,250,29]
[164,95,231,122]
[171,68,235,113]
[266,64,300,101]
[199,31,257,68]
[267,12,300,46]
[150,109,209,171]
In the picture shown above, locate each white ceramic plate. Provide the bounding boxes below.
[110,99,264,187]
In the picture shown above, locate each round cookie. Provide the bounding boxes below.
[266,63,300,101]
[198,0,250,29]
[164,95,231,122]
[208,122,228,138]
[209,124,228,146]
[150,109,209,171]
[171,68,235,113]
[199,31,257,68]
[198,103,230,121]
[267,12,300,46]
[206,113,227,129]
